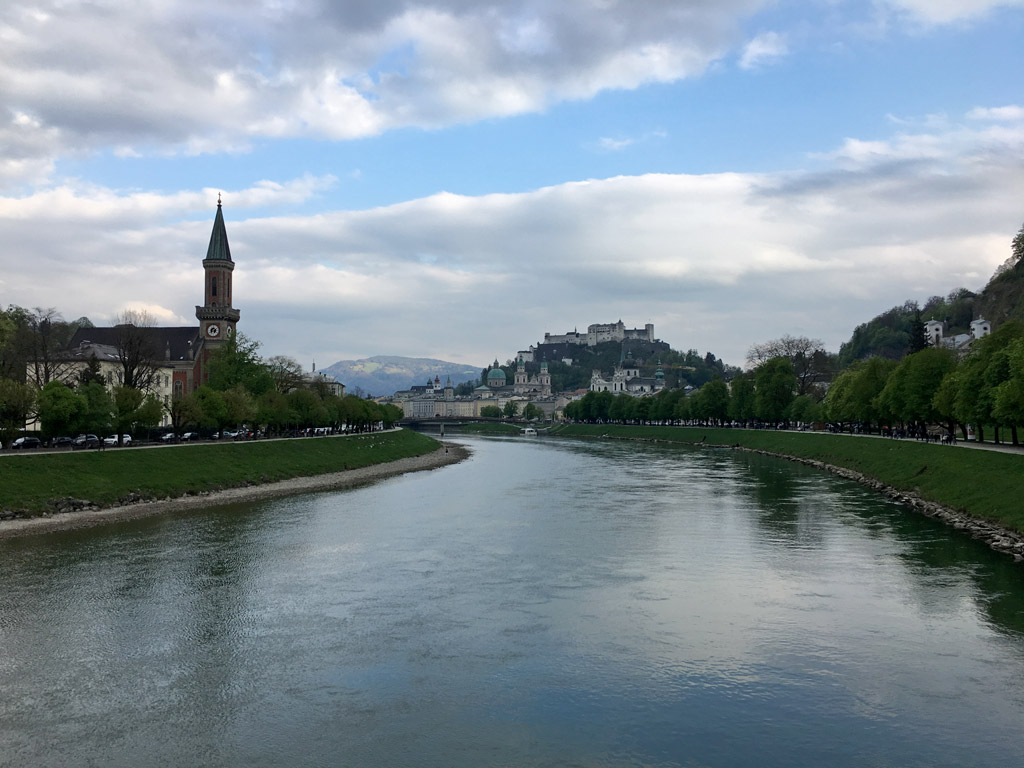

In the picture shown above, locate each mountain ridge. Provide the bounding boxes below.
[320,355,482,397]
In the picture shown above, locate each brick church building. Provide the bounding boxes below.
[61,200,241,408]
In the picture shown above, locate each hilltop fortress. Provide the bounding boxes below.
[542,320,655,348]
[518,320,657,364]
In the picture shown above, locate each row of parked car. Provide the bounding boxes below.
[9,434,132,450]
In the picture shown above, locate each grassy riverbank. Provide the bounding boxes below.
[0,430,440,516]
[550,424,1024,533]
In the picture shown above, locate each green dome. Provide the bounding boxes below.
[487,368,506,381]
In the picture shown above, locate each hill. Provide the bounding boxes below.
[320,356,481,397]
[839,249,1024,366]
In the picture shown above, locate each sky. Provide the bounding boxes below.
[1,0,1023,371]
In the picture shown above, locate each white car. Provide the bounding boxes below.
[103,434,133,446]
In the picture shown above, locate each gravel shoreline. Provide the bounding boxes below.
[0,442,469,540]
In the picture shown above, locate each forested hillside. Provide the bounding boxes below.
[839,224,1024,366]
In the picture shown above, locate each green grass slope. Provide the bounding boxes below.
[551,424,1024,533]
[0,430,440,515]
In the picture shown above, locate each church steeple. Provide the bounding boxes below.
[205,195,233,263]
[196,198,240,344]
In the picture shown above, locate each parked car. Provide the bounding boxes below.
[12,436,42,450]
[50,436,74,448]
[72,434,101,449]
[159,432,179,443]
[103,434,133,447]
[181,432,199,441]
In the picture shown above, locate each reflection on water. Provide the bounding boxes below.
[1,436,1023,767]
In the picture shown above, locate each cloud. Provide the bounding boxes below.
[967,105,1024,121]
[2,109,1022,368]
[0,0,767,187]
[597,137,635,152]
[739,31,788,69]
[876,0,1024,25]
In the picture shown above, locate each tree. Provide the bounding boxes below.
[193,386,228,432]
[608,393,629,423]
[76,382,113,436]
[648,388,680,423]
[223,386,257,430]
[788,394,823,424]
[523,402,542,420]
[480,404,502,418]
[256,389,292,434]
[952,321,1024,442]
[266,355,306,393]
[692,378,729,424]
[380,403,404,427]
[113,310,161,392]
[169,392,203,434]
[37,380,86,439]
[754,357,796,424]
[728,371,756,424]
[0,378,38,446]
[747,335,829,397]
[992,221,1024,279]
[78,353,106,387]
[932,372,963,439]
[207,332,274,395]
[907,311,928,354]
[21,307,78,387]
[288,389,327,428]
[111,386,163,443]
[1014,221,1024,271]
[627,396,651,424]
[825,356,896,430]
[503,400,519,419]
[672,393,691,422]
[876,347,956,429]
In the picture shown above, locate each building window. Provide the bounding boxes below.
[211,275,218,297]
[173,380,183,398]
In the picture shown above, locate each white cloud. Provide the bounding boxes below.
[0,0,768,187]
[2,111,1022,367]
[967,105,1024,121]
[597,137,635,152]
[739,31,788,69]
[877,0,1024,25]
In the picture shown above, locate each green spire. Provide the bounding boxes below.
[205,197,233,262]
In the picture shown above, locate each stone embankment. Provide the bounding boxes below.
[745,447,1024,563]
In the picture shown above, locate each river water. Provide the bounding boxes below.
[2,435,1023,767]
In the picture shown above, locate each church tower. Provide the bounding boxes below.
[196,198,240,347]
[514,359,528,393]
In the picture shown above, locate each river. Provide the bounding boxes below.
[1,435,1023,767]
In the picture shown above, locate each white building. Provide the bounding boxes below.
[926,316,992,352]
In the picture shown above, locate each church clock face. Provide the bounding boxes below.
[206,323,220,338]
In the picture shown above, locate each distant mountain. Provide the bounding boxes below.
[320,355,481,397]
